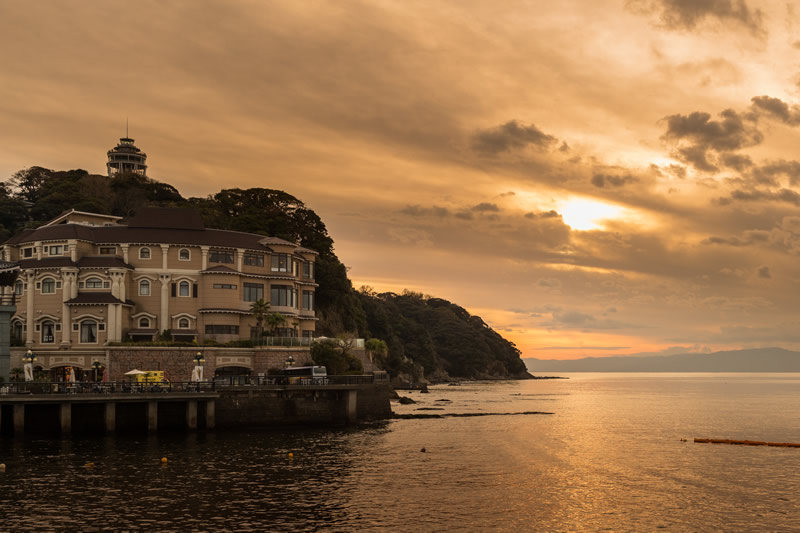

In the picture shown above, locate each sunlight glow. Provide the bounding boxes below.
[558,198,625,231]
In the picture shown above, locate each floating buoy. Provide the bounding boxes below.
[288,452,294,459]
[420,447,426,453]
[0,464,5,472]
[84,462,95,469]
[161,457,168,464]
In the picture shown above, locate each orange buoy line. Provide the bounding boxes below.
[693,438,800,448]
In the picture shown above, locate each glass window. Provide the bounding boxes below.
[271,254,291,272]
[205,325,239,335]
[14,280,23,295]
[270,285,297,307]
[179,281,190,297]
[209,250,234,264]
[85,277,103,289]
[178,318,190,329]
[139,247,151,259]
[48,245,63,255]
[80,320,98,343]
[302,261,314,279]
[41,278,56,294]
[99,247,116,255]
[139,279,150,296]
[12,321,23,342]
[302,330,314,339]
[244,253,264,266]
[22,248,33,258]
[138,317,150,328]
[41,321,55,343]
[243,282,264,302]
[179,248,190,261]
[302,290,314,311]
[213,283,237,289]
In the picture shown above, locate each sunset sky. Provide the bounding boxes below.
[3,1,800,359]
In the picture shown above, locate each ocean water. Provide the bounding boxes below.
[1,373,799,531]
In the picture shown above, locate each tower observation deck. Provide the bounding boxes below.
[107,136,147,177]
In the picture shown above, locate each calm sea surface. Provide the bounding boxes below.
[1,373,800,532]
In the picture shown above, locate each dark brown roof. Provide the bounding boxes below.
[127,329,158,335]
[66,293,130,305]
[77,257,133,269]
[202,265,238,273]
[4,209,318,254]
[18,257,76,269]
[125,207,204,230]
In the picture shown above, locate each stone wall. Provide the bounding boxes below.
[107,346,314,381]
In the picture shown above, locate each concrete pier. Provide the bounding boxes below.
[104,402,116,433]
[13,403,24,434]
[206,399,216,429]
[346,390,358,424]
[147,401,158,432]
[60,403,71,435]
[186,400,197,430]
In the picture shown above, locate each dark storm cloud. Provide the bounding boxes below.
[748,160,800,187]
[590,173,639,188]
[525,210,561,219]
[400,205,450,217]
[719,153,753,171]
[661,109,762,172]
[750,95,800,125]
[472,120,558,154]
[471,202,501,212]
[632,0,765,36]
[547,310,636,331]
[727,188,800,206]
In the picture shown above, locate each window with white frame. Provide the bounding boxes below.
[41,277,56,294]
[178,318,190,329]
[139,279,150,296]
[41,320,55,343]
[179,281,190,297]
[138,317,150,328]
[14,280,23,295]
[47,245,63,255]
[85,277,103,289]
[80,320,98,343]
[139,247,151,259]
[179,248,190,261]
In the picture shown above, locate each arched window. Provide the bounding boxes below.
[139,247,151,259]
[14,280,23,295]
[179,248,190,261]
[85,277,103,289]
[179,281,190,297]
[80,320,98,343]
[139,317,150,328]
[178,318,190,329]
[41,277,56,294]
[41,320,55,343]
[139,279,150,296]
[12,320,23,343]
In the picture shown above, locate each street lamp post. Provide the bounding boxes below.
[192,352,205,383]
[285,354,294,369]
[92,360,102,381]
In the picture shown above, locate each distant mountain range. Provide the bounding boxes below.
[524,347,800,372]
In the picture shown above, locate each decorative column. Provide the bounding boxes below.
[68,240,77,262]
[159,274,171,332]
[161,244,170,271]
[237,249,244,271]
[60,269,77,346]
[200,246,209,270]
[25,272,34,347]
[36,244,42,260]
[120,244,130,264]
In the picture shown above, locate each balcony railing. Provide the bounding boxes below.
[0,381,216,395]
[214,374,378,387]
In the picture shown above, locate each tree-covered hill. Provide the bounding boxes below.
[1,167,530,380]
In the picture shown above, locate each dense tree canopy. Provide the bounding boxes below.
[1,167,530,380]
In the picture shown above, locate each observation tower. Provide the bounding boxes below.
[106,129,147,177]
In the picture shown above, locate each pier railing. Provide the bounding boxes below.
[214,374,380,387]
[0,381,216,396]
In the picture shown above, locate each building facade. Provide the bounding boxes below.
[0,208,318,353]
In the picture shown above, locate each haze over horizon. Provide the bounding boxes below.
[3,1,800,360]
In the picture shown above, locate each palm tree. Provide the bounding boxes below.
[250,299,270,342]
[266,312,288,336]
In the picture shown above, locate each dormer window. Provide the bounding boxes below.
[139,317,150,328]
[178,318,190,329]
[99,247,116,255]
[179,248,191,261]
[139,247,151,259]
[47,245,63,255]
